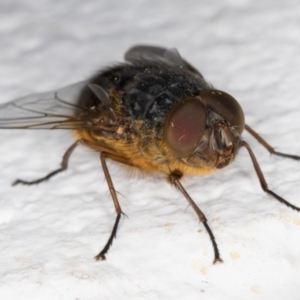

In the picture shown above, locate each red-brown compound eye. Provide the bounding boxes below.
[163,97,206,158]
[199,90,245,134]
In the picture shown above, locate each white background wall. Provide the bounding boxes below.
[1,0,300,299]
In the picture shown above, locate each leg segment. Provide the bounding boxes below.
[241,141,300,211]
[13,140,81,186]
[12,134,130,260]
[94,152,129,261]
[12,138,100,186]
[245,125,300,160]
[169,172,223,264]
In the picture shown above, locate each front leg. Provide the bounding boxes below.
[168,170,223,264]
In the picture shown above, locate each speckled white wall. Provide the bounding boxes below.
[1,1,300,299]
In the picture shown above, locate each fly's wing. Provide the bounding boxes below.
[124,45,204,79]
[0,81,89,129]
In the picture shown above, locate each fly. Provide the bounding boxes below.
[1,45,299,263]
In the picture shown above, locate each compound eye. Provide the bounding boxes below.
[164,97,206,158]
[200,90,245,134]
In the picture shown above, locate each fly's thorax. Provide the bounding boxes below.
[118,63,209,124]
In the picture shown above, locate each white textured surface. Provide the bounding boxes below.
[1,1,300,299]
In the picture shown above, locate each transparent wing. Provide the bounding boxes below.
[0,81,89,129]
[125,45,204,79]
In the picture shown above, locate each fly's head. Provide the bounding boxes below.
[163,90,245,169]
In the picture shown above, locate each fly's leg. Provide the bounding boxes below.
[12,140,81,186]
[169,170,223,264]
[12,139,115,186]
[94,152,130,261]
[241,141,300,211]
[245,125,300,160]
[12,134,130,260]
[12,139,95,186]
